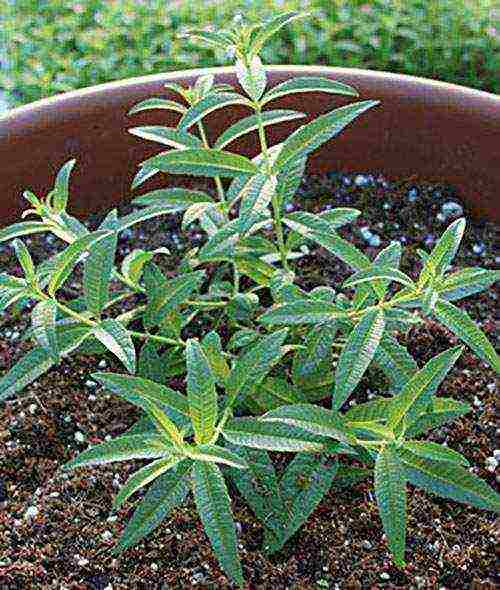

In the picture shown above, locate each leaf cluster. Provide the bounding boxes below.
[1,12,499,588]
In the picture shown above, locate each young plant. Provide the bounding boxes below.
[1,12,499,589]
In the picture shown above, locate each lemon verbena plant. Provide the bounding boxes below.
[1,12,499,589]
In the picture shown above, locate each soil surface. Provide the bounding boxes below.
[1,171,498,589]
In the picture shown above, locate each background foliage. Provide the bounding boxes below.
[1,0,498,108]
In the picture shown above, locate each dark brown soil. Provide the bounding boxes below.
[1,172,498,589]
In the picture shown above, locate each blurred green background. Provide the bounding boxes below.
[1,0,498,109]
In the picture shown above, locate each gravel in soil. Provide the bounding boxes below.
[1,172,498,589]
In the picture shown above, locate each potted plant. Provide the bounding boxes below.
[1,12,498,589]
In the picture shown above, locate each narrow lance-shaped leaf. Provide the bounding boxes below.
[113,456,180,509]
[405,397,471,438]
[214,110,305,149]
[186,339,217,444]
[239,173,277,220]
[403,441,469,466]
[387,346,464,432]
[261,404,356,444]
[129,126,203,149]
[248,11,305,55]
[292,323,337,389]
[236,55,266,101]
[343,266,415,289]
[12,239,36,283]
[141,148,258,178]
[437,267,500,302]
[0,221,53,244]
[274,100,379,171]
[374,444,407,567]
[333,309,386,409]
[225,329,289,409]
[128,98,187,115]
[399,448,500,513]
[178,92,250,131]
[93,318,136,373]
[222,417,339,454]
[51,158,76,212]
[31,300,59,362]
[116,460,191,552]
[132,187,214,209]
[0,326,91,402]
[261,76,359,105]
[143,269,205,329]
[187,444,248,469]
[192,462,244,589]
[434,299,500,372]
[63,434,173,470]
[83,210,118,319]
[373,334,418,394]
[92,372,190,417]
[259,299,347,326]
[421,218,466,281]
[48,230,112,295]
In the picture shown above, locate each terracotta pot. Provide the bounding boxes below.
[1,66,499,225]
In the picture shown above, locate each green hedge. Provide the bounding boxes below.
[2,0,498,107]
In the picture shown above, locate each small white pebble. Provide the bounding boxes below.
[98,359,107,368]
[49,492,60,498]
[74,431,86,443]
[380,572,390,580]
[107,515,118,523]
[85,380,97,389]
[28,403,37,415]
[151,563,159,571]
[24,506,39,519]
[101,530,113,541]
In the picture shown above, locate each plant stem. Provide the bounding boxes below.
[127,330,185,347]
[254,103,290,271]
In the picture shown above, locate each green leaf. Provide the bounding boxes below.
[387,346,464,432]
[182,202,216,230]
[201,331,230,386]
[405,397,471,438]
[238,173,277,221]
[12,239,35,282]
[244,376,308,414]
[186,339,217,444]
[344,266,415,289]
[345,397,390,422]
[227,328,260,351]
[434,299,499,372]
[178,92,250,131]
[437,268,500,302]
[399,448,500,513]
[0,221,53,243]
[51,158,76,212]
[373,334,418,394]
[274,100,379,171]
[261,404,355,444]
[64,434,173,469]
[261,76,359,105]
[248,11,305,55]
[236,55,266,101]
[333,465,372,487]
[128,98,187,115]
[114,456,180,509]
[187,29,234,50]
[0,326,90,402]
[266,454,338,554]
[421,218,466,280]
[93,372,190,417]
[188,444,248,469]
[403,441,469,466]
[129,126,203,149]
[333,310,386,409]
[225,445,285,540]
[225,329,288,408]
[83,210,119,318]
[222,418,339,453]
[141,148,258,178]
[48,230,112,295]
[121,247,169,286]
[307,230,371,271]
[192,462,244,589]
[31,300,59,362]
[132,187,214,208]
[292,323,337,389]
[374,444,407,567]
[116,460,191,552]
[259,299,347,326]
[214,110,305,149]
[93,319,136,373]
[144,269,205,329]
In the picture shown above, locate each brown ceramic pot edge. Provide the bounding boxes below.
[1,65,499,225]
